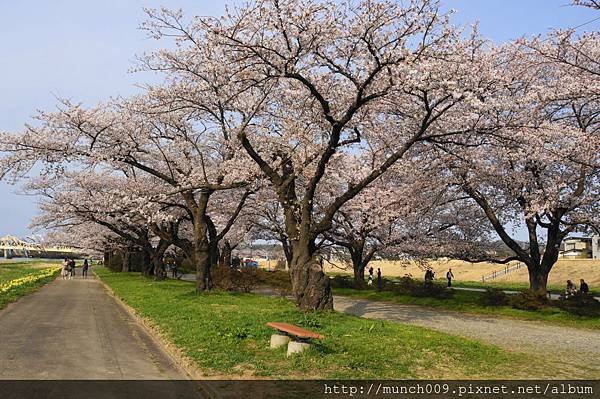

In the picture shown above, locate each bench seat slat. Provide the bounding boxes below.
[267,322,324,339]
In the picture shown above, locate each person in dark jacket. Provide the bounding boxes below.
[424,269,434,288]
[446,269,454,287]
[580,279,589,294]
[69,259,76,278]
[82,259,89,278]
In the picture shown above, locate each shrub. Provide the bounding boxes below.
[236,266,260,293]
[212,266,260,293]
[412,283,455,299]
[479,288,509,307]
[179,257,195,274]
[381,276,453,299]
[391,276,420,294]
[509,290,549,311]
[105,252,123,272]
[330,275,356,289]
[274,259,287,271]
[255,270,292,296]
[212,265,237,291]
[555,293,600,317]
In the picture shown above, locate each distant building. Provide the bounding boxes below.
[560,237,593,259]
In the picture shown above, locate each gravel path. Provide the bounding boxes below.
[334,295,600,377]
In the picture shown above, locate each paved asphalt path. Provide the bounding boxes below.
[0,274,185,380]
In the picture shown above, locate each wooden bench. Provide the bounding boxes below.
[266,322,324,356]
[266,322,324,339]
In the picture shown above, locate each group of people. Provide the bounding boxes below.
[367,266,382,290]
[166,262,181,279]
[424,268,456,287]
[61,258,90,279]
[564,279,590,298]
[365,265,592,298]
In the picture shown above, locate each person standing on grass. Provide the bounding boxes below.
[424,269,434,288]
[446,268,454,287]
[580,279,589,294]
[82,259,89,278]
[377,268,382,291]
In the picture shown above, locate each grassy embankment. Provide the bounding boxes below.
[0,261,61,309]
[95,268,547,379]
[318,259,600,289]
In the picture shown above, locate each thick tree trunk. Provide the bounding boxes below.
[141,250,153,276]
[184,191,213,292]
[209,241,220,269]
[351,251,366,288]
[121,251,131,273]
[194,240,212,292]
[220,240,233,268]
[151,243,169,280]
[282,239,293,268]
[527,267,549,294]
[289,241,333,310]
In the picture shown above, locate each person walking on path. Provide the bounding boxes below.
[446,269,454,287]
[82,259,89,278]
[62,259,70,280]
[69,259,76,279]
[377,268,382,291]
[580,279,589,294]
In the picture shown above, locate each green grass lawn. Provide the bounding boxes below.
[333,287,600,330]
[0,262,61,310]
[95,268,545,379]
[0,265,43,283]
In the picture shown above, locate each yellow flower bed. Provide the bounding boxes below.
[0,267,61,294]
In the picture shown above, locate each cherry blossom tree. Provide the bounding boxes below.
[26,170,182,275]
[43,222,117,258]
[572,0,600,9]
[140,0,501,309]
[0,90,259,290]
[439,40,600,294]
[322,156,491,286]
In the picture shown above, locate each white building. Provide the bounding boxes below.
[560,237,593,259]
[593,235,600,260]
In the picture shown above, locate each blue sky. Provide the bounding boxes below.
[0,0,598,237]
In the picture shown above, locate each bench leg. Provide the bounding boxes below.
[270,334,290,349]
[287,341,310,357]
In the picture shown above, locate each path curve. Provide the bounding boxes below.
[334,295,600,377]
